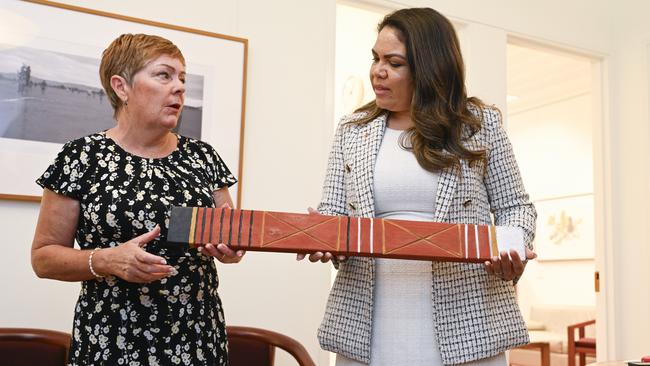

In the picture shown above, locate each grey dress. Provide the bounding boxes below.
[353,127,442,365]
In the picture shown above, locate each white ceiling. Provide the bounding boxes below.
[507,43,593,115]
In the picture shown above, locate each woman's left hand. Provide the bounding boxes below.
[199,243,245,264]
[484,248,537,281]
[201,193,245,263]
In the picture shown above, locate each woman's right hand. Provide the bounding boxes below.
[295,207,347,263]
[94,225,175,283]
[296,251,347,263]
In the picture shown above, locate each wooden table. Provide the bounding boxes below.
[586,362,629,366]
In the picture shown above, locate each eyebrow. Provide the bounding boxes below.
[157,63,186,75]
[371,49,407,60]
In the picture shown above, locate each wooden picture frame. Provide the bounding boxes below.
[0,0,248,207]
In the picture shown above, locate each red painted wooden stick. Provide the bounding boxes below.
[168,207,525,263]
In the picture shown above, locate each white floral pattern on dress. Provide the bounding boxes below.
[37,132,237,366]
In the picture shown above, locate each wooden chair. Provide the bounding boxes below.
[0,328,71,366]
[567,319,596,366]
[511,341,551,366]
[227,326,316,366]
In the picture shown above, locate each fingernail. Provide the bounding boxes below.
[160,259,167,265]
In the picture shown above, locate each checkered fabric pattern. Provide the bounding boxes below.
[317,108,536,365]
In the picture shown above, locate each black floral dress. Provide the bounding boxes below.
[37,132,237,366]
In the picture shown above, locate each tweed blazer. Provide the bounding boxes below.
[316,107,537,365]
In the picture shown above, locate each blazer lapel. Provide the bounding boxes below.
[355,114,386,217]
[350,113,458,221]
[433,163,459,222]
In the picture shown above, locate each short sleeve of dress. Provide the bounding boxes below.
[36,138,90,200]
[203,143,237,192]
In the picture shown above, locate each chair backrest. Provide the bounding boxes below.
[227,326,316,366]
[0,328,71,366]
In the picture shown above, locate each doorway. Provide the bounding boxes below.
[506,37,608,360]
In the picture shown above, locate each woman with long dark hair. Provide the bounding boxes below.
[301,8,536,366]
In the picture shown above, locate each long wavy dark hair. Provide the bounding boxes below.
[355,8,487,171]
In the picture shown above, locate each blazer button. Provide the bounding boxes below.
[345,164,351,173]
[348,202,357,210]
[463,199,472,207]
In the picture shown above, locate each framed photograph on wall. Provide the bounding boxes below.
[0,0,247,206]
[534,194,595,261]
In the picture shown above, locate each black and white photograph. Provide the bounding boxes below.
[0,45,204,144]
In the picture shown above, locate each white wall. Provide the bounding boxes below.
[607,0,650,358]
[2,0,650,363]
[509,94,594,199]
[517,260,596,321]
[335,3,387,123]
[0,199,79,328]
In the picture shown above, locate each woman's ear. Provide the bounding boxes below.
[110,75,129,103]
